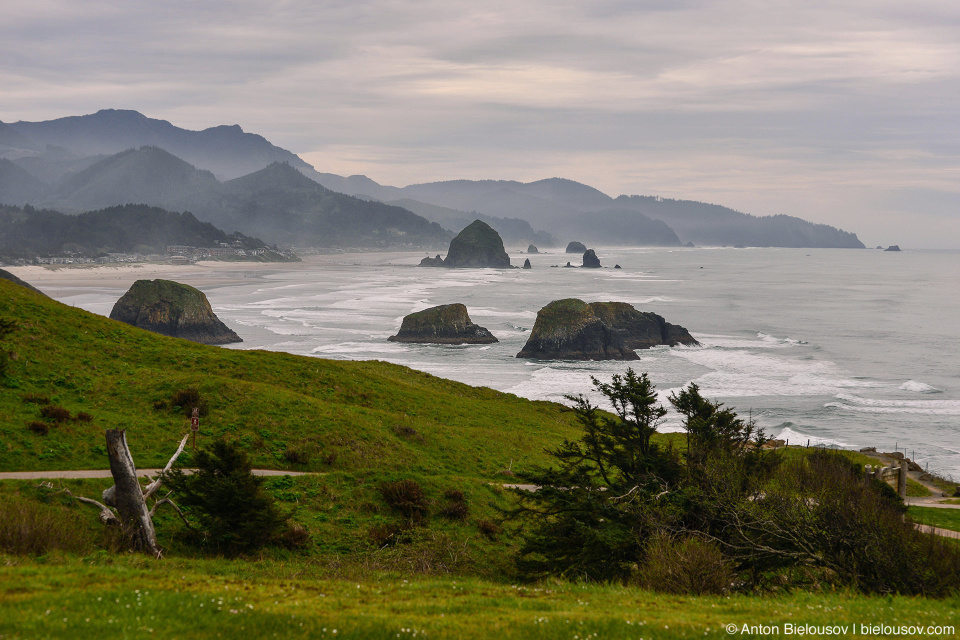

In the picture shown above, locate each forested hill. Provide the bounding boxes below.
[0,204,271,262]
[613,195,866,249]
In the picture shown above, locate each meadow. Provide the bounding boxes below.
[2,278,960,639]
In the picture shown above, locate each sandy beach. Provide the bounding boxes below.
[4,252,426,297]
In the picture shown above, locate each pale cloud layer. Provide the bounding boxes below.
[3,0,960,247]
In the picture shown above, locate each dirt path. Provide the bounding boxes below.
[0,469,309,480]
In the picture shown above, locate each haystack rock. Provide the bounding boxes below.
[420,220,512,268]
[566,241,587,253]
[109,279,242,345]
[388,304,498,344]
[582,249,601,268]
[516,299,697,360]
[527,244,539,254]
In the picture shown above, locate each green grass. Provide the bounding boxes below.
[908,478,934,497]
[1,557,958,640]
[910,507,960,533]
[0,278,581,474]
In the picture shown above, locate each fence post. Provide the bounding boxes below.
[897,459,907,499]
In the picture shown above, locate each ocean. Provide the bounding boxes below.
[53,247,960,478]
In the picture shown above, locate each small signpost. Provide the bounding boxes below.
[190,407,199,450]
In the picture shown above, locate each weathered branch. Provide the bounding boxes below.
[45,484,119,526]
[143,433,190,500]
[103,433,190,506]
[150,494,193,529]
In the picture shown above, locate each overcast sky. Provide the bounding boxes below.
[3,0,960,248]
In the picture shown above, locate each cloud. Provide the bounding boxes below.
[2,0,960,246]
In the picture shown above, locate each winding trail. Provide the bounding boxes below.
[0,469,309,480]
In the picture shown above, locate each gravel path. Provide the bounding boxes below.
[0,469,308,480]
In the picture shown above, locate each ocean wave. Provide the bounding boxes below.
[774,426,854,449]
[826,393,960,416]
[899,380,942,393]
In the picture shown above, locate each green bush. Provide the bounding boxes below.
[378,479,431,524]
[165,440,287,556]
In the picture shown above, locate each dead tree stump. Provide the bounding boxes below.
[105,429,160,557]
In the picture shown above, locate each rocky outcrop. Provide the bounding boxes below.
[516,299,698,360]
[885,245,902,252]
[566,241,586,253]
[0,269,47,297]
[420,254,444,266]
[582,249,601,268]
[388,304,497,344]
[419,220,512,268]
[109,279,242,345]
[523,258,532,269]
[527,244,539,254]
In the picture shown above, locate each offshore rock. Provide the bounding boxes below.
[885,245,902,252]
[566,241,587,253]
[110,279,242,345]
[527,244,539,254]
[424,220,512,268]
[420,254,444,266]
[614,264,622,269]
[523,258,532,269]
[517,298,698,360]
[388,303,498,344]
[582,249,601,268]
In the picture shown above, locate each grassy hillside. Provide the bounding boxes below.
[0,277,580,475]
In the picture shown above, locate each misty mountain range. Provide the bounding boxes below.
[0,109,865,249]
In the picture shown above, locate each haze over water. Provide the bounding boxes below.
[58,247,960,478]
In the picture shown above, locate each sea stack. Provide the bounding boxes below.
[566,241,587,254]
[388,304,498,344]
[516,298,697,360]
[527,244,539,254]
[885,245,902,252]
[523,258,532,269]
[419,220,512,268]
[109,279,242,345]
[582,249,601,268]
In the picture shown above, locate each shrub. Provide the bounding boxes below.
[283,446,310,465]
[171,388,207,417]
[276,522,311,550]
[391,424,424,442]
[40,405,71,422]
[439,489,469,520]
[75,412,94,423]
[27,421,50,435]
[634,533,735,595]
[378,479,430,524]
[475,519,501,540]
[0,493,95,555]
[21,394,50,405]
[165,440,286,555]
[369,521,405,548]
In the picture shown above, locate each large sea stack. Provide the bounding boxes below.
[388,304,498,344]
[444,220,511,268]
[517,299,697,360]
[419,220,512,268]
[109,279,242,345]
[566,241,587,253]
[582,249,601,268]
